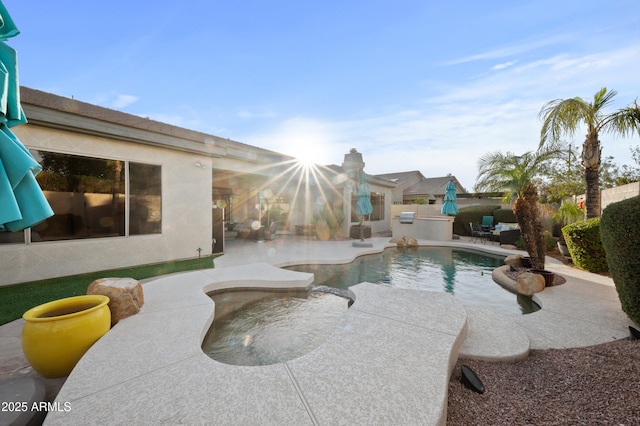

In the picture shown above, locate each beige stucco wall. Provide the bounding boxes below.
[1,125,213,286]
[601,182,640,213]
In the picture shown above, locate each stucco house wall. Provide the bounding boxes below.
[2,124,213,285]
[1,87,294,286]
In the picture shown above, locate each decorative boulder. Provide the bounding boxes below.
[516,272,545,296]
[504,255,523,269]
[404,237,419,247]
[391,236,418,248]
[87,278,144,326]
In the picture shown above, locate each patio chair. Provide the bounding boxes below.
[481,216,494,231]
[470,223,491,243]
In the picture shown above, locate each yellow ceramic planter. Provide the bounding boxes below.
[22,295,111,378]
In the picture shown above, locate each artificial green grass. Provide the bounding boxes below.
[0,255,215,326]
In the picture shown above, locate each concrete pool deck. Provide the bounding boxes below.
[2,236,636,425]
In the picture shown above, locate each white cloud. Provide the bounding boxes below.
[491,61,516,71]
[441,34,573,66]
[110,94,139,109]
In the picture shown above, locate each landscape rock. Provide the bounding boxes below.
[504,255,523,268]
[390,236,419,248]
[404,237,419,247]
[516,272,545,296]
[87,278,144,326]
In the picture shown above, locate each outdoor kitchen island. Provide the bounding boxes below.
[392,213,455,241]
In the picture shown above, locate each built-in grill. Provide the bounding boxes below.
[399,212,415,224]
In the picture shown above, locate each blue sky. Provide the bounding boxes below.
[5,0,640,189]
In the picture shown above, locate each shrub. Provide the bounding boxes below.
[514,238,524,250]
[601,195,640,325]
[544,231,557,252]
[562,218,608,273]
[493,208,517,224]
[453,204,501,236]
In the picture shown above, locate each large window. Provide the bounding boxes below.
[371,193,385,221]
[129,162,162,235]
[0,151,161,244]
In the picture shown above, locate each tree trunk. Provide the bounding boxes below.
[582,132,601,219]
[514,184,545,270]
[584,168,600,219]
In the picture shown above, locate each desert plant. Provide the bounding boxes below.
[540,88,640,218]
[600,195,640,325]
[474,144,563,269]
[311,203,344,240]
[552,200,585,242]
[562,218,608,272]
[552,201,584,228]
[514,183,546,268]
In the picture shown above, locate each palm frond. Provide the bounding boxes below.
[601,99,640,138]
[539,98,591,145]
[592,87,617,111]
[475,145,563,198]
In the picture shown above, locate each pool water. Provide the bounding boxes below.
[203,247,539,366]
[287,247,539,316]
[202,289,348,366]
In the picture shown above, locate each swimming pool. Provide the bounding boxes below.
[202,247,539,366]
[287,247,539,316]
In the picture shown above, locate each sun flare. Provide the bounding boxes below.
[294,150,317,168]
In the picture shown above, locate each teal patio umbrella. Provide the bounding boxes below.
[0,2,53,232]
[355,171,373,240]
[441,180,458,216]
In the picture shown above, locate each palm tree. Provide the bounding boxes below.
[539,88,640,218]
[475,144,562,270]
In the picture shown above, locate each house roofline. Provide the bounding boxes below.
[20,86,294,165]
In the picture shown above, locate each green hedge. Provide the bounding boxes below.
[562,218,608,273]
[493,208,517,224]
[601,195,640,325]
[453,204,501,236]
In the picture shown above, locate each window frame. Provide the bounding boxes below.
[0,150,163,244]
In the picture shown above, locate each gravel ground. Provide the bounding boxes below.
[449,254,639,425]
[447,338,640,425]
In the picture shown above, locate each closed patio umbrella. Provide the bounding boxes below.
[356,171,373,241]
[0,2,53,232]
[441,180,458,216]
